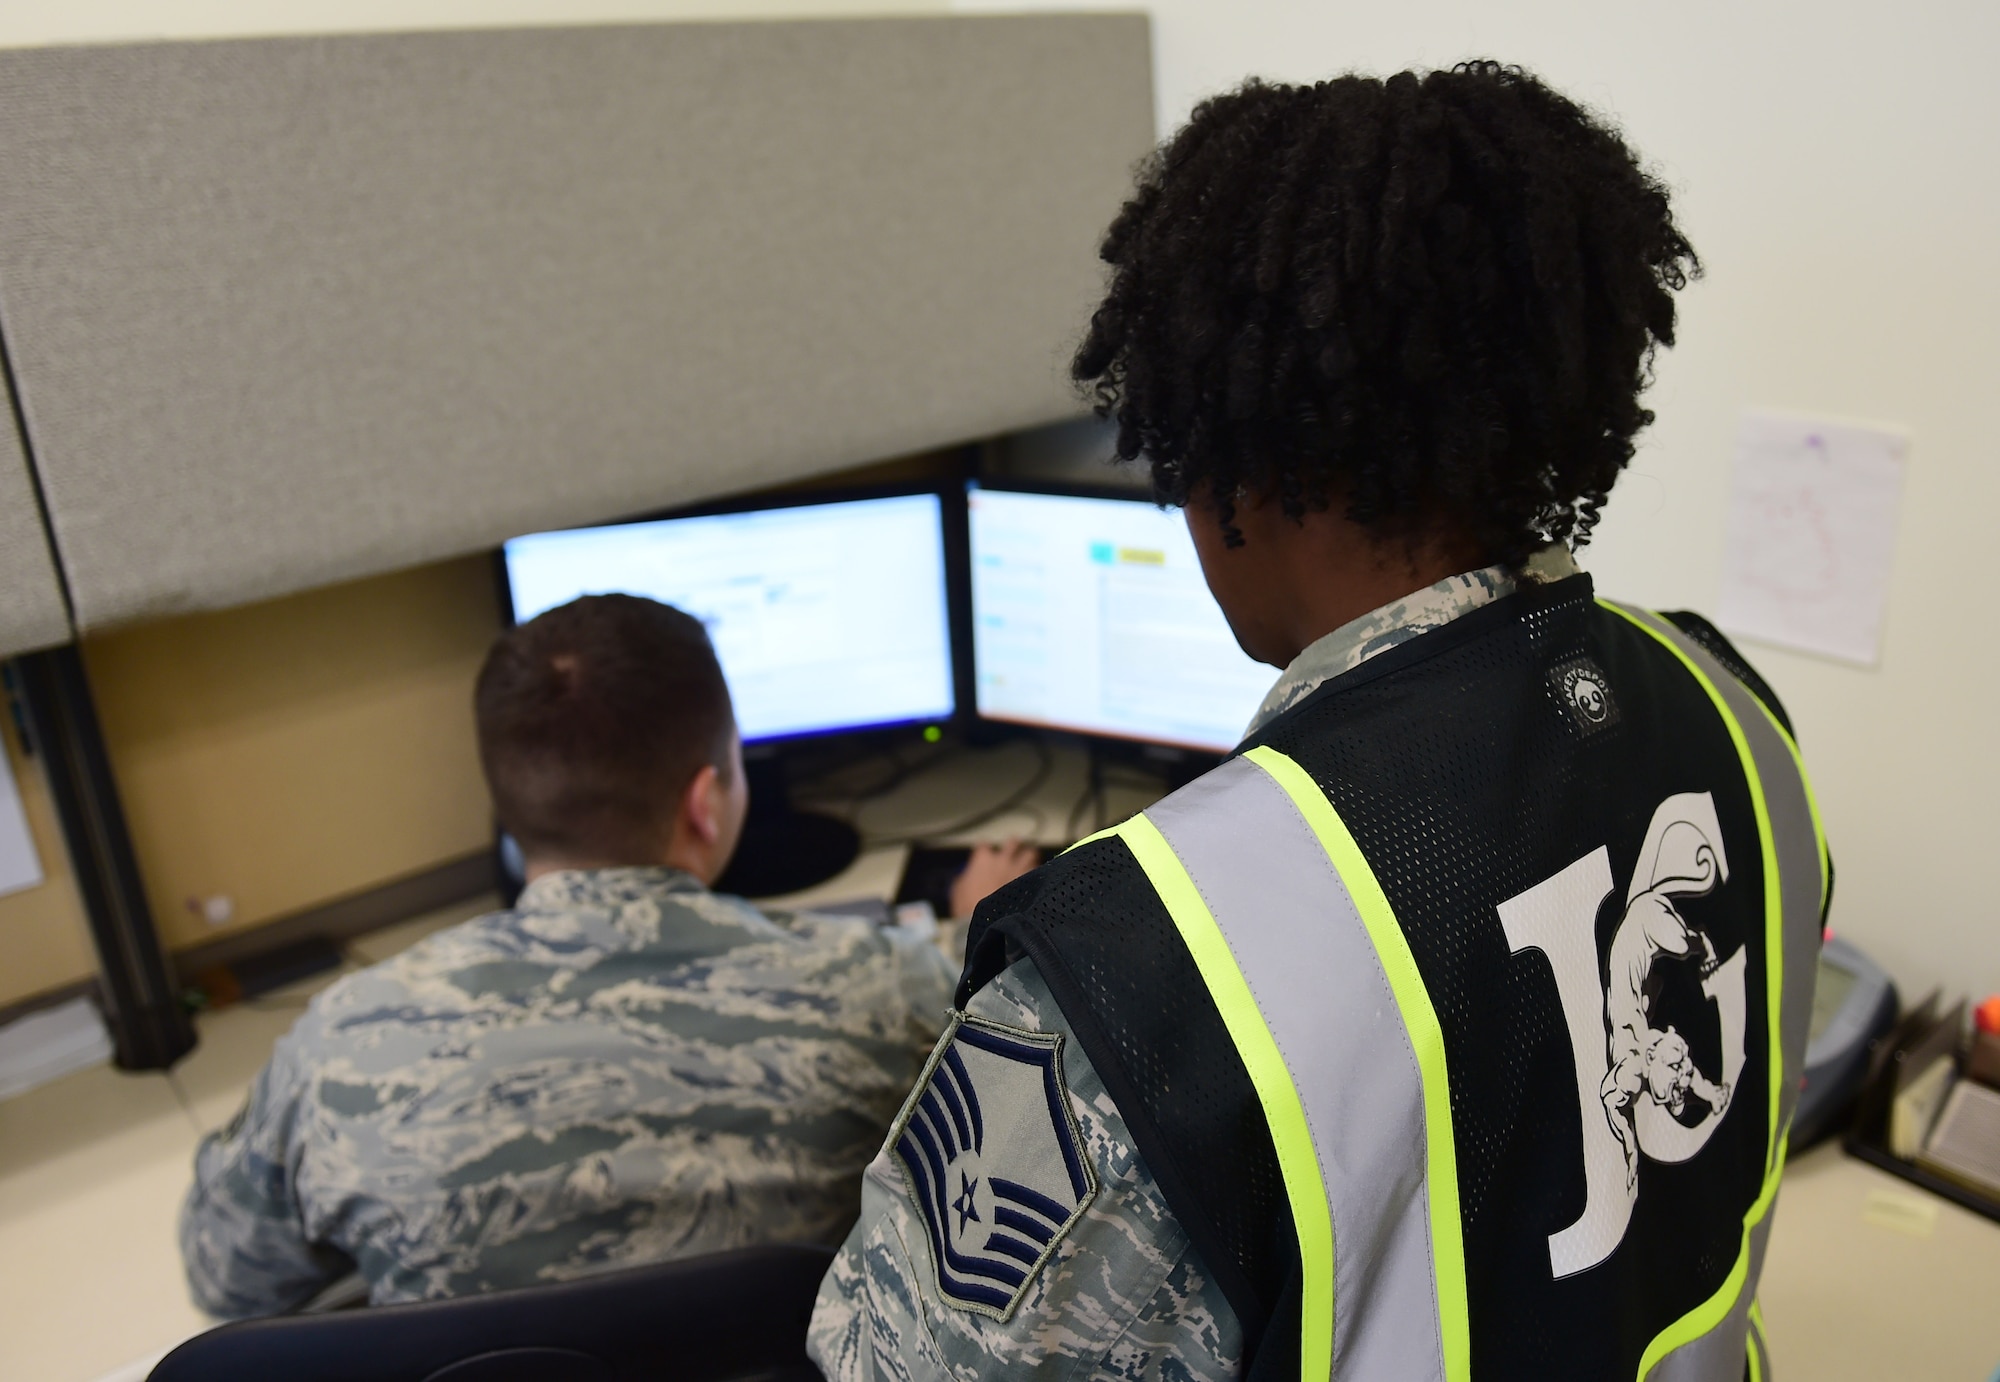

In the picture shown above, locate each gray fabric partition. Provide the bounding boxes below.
[0,16,1153,630]
[0,380,71,656]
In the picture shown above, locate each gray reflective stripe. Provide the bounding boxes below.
[1612,606,1826,1136]
[1647,1212,1773,1382]
[1147,755,1445,1382]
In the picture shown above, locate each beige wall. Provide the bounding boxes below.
[0,556,496,1000]
[82,558,500,954]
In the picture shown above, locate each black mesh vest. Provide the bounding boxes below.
[962,573,1821,1381]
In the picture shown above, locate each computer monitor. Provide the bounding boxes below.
[501,490,958,744]
[497,488,960,898]
[966,481,1275,754]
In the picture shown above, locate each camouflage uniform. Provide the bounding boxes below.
[180,866,956,1318]
[810,553,1575,1381]
[1243,548,1573,735]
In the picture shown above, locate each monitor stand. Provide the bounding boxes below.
[712,751,862,900]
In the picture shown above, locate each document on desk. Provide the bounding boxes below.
[1718,409,1908,666]
[0,740,44,898]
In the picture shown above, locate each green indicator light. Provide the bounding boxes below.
[923,725,942,744]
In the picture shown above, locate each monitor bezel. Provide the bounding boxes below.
[492,477,974,748]
[962,476,1264,760]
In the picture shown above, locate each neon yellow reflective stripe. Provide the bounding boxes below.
[1108,814,1335,1382]
[1602,602,1790,1378]
[1243,745,1472,1382]
[1747,1299,1769,1382]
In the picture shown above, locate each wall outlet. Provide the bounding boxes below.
[187,894,235,927]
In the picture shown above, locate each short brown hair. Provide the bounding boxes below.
[475,594,735,862]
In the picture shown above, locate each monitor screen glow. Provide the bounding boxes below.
[503,493,955,744]
[967,483,1276,753]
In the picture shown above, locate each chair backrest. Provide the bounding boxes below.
[149,1242,836,1382]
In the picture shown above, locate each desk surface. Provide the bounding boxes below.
[1760,1142,1999,1378]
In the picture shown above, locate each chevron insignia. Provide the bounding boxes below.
[890,1012,1097,1320]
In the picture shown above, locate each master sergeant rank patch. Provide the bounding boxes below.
[890,1012,1097,1321]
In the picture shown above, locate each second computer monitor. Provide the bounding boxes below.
[967,482,1275,754]
[502,490,956,744]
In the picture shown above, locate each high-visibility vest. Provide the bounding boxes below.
[962,581,1826,1381]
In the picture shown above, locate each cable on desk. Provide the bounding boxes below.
[1065,744,1106,843]
[790,740,964,823]
[865,736,1057,847]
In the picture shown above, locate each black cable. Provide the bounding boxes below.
[790,740,965,821]
[1061,745,1179,843]
[1064,780,1094,841]
[780,741,898,800]
[797,746,912,803]
[848,743,963,805]
[1065,742,1108,842]
[866,736,1057,847]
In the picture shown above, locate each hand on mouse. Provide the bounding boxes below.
[949,839,1041,919]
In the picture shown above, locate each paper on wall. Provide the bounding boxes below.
[0,736,44,898]
[1717,410,1908,666]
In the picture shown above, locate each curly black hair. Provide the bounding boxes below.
[1072,62,1698,565]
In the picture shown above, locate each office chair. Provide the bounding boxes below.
[148,1242,835,1382]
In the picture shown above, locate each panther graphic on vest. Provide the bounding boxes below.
[1600,793,1742,1193]
[1501,786,1758,1278]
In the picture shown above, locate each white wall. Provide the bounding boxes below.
[0,0,940,48]
[961,0,1999,1003]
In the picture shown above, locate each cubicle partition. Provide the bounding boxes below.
[0,371,69,656]
[0,15,1153,633]
[0,14,1155,1064]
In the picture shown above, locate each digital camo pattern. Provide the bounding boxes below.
[1242,545,1578,739]
[180,867,956,1318]
[808,958,1243,1382]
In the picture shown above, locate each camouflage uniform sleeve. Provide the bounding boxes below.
[807,957,1242,1382]
[879,922,958,1046]
[179,1022,353,1318]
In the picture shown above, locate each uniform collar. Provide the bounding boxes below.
[515,865,707,914]
[1241,545,1579,741]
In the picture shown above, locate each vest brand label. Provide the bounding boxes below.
[889,1013,1097,1320]
[1550,657,1621,733]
